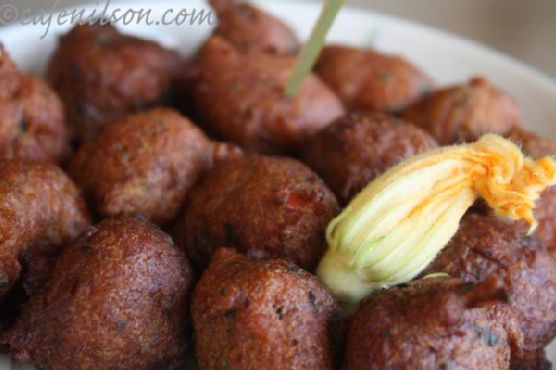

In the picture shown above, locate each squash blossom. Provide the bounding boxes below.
[317,134,556,304]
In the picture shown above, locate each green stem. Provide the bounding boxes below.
[285,0,345,97]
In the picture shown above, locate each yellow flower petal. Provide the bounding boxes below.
[318,134,556,304]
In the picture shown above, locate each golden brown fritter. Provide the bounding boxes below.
[303,112,437,205]
[175,0,300,119]
[7,218,193,370]
[0,160,90,299]
[425,214,556,364]
[69,107,213,225]
[47,23,183,142]
[315,44,432,113]
[404,77,522,145]
[192,248,338,370]
[345,277,522,370]
[0,45,69,164]
[174,155,339,271]
[209,0,300,54]
[194,36,345,154]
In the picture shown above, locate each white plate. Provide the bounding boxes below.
[1,1,556,368]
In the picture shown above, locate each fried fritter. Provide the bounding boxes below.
[0,160,90,299]
[7,218,193,370]
[303,112,437,205]
[174,155,339,271]
[315,44,432,113]
[194,36,345,154]
[0,45,69,164]
[345,277,522,370]
[425,214,556,364]
[47,23,182,142]
[404,77,522,145]
[192,248,337,370]
[209,0,300,54]
[69,107,213,225]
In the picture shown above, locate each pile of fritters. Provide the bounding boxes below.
[1,1,555,369]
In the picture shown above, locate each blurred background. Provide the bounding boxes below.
[3,0,556,79]
[352,0,556,79]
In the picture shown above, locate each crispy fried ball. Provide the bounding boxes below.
[404,77,522,145]
[314,44,432,113]
[175,0,300,117]
[209,0,300,54]
[194,36,345,154]
[47,24,182,142]
[69,107,215,225]
[174,155,339,271]
[0,45,69,164]
[192,248,337,370]
[507,127,556,255]
[345,277,522,370]
[425,214,556,363]
[7,218,193,370]
[303,112,437,205]
[0,160,90,299]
